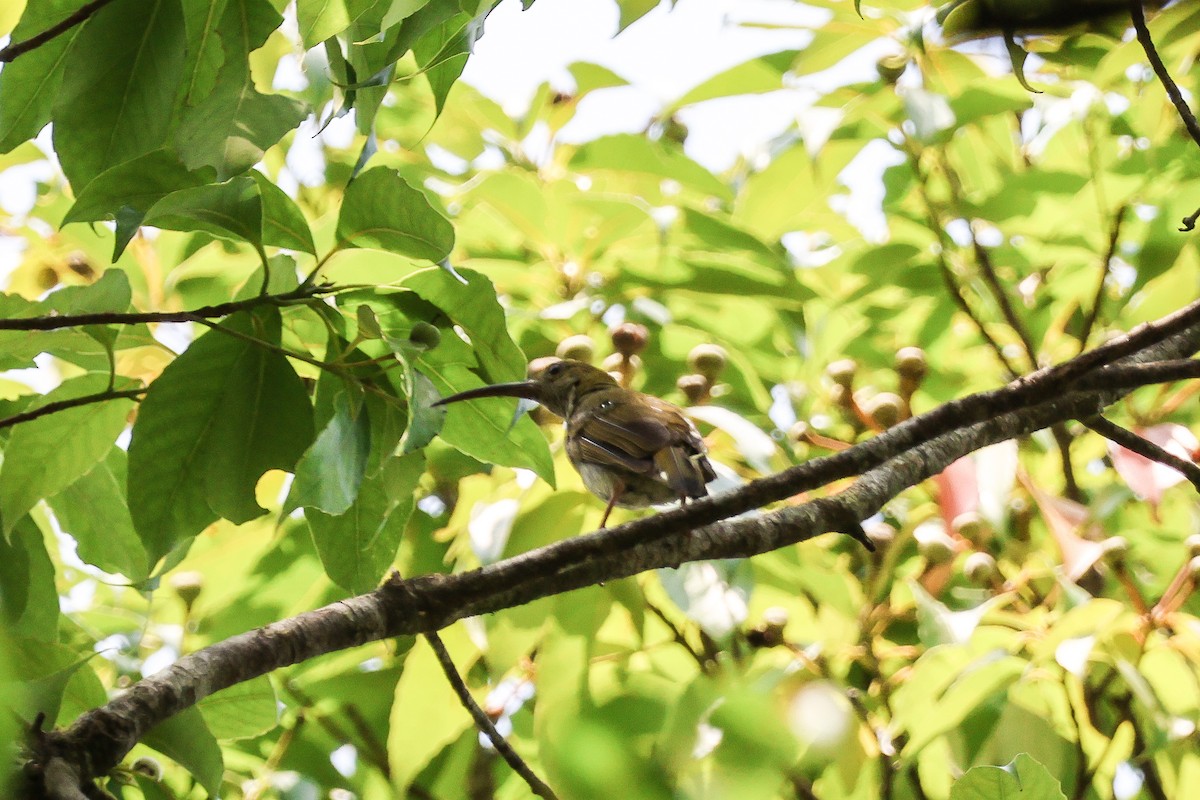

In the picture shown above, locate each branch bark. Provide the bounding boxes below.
[0,284,334,332]
[24,298,1200,798]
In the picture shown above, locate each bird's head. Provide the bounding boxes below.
[431,358,618,418]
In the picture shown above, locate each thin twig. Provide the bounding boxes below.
[423,632,559,800]
[905,145,1022,376]
[1083,415,1200,493]
[643,598,709,670]
[0,284,333,332]
[1079,205,1129,353]
[0,0,117,62]
[1130,1,1200,149]
[0,388,143,431]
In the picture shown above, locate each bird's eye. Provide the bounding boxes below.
[547,362,564,377]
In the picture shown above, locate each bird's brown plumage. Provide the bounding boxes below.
[433,359,715,526]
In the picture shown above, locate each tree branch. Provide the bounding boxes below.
[424,632,558,800]
[0,0,117,63]
[0,388,144,431]
[26,298,1200,797]
[0,284,334,332]
[1129,1,1200,150]
[1082,416,1200,493]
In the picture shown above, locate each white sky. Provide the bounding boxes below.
[462,0,829,172]
[460,0,903,235]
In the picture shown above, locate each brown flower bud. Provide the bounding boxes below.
[676,373,710,404]
[865,392,906,429]
[826,358,857,389]
[963,552,997,585]
[687,344,728,381]
[556,334,595,363]
[610,322,649,356]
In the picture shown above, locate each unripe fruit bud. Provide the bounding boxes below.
[170,571,204,609]
[688,344,728,381]
[610,322,649,356]
[876,54,908,84]
[826,359,857,389]
[556,334,595,362]
[1186,533,1200,558]
[963,552,997,585]
[787,421,810,443]
[895,347,927,380]
[408,321,441,350]
[1101,536,1129,566]
[132,757,162,780]
[865,521,896,550]
[865,392,905,428]
[916,526,956,565]
[677,373,709,404]
[747,606,789,648]
[65,252,96,278]
[952,511,988,545]
[528,356,561,377]
[602,352,641,387]
[1189,555,1200,580]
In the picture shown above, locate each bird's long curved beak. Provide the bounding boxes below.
[431,381,541,407]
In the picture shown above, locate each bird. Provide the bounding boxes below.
[432,359,717,527]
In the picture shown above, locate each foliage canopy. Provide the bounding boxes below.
[1,0,1200,798]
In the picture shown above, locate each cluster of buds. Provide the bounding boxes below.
[825,347,928,432]
[676,344,727,404]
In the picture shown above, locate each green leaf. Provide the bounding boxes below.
[196,675,278,740]
[399,367,444,454]
[295,0,378,47]
[3,636,106,727]
[616,0,658,31]
[252,171,317,255]
[143,177,265,252]
[570,134,732,200]
[63,149,210,225]
[128,308,314,564]
[0,0,89,153]
[43,269,134,315]
[173,0,307,178]
[335,167,455,262]
[0,373,135,533]
[51,0,188,190]
[49,449,150,582]
[388,626,477,790]
[0,516,59,640]
[7,654,95,729]
[143,706,224,798]
[306,452,424,593]
[401,267,526,383]
[951,753,1067,800]
[412,11,473,118]
[673,51,798,108]
[290,387,371,515]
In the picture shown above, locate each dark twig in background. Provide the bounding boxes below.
[0,284,334,332]
[1129,1,1200,231]
[1079,205,1128,352]
[0,388,144,431]
[424,632,559,800]
[1082,416,1200,493]
[0,0,117,62]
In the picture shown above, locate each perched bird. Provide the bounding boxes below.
[432,359,716,527]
